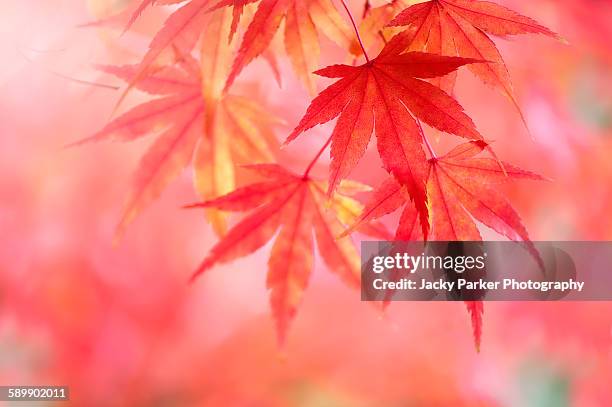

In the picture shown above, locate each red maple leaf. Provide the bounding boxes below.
[187,164,388,344]
[387,0,559,122]
[348,140,545,250]
[285,39,485,239]
[345,140,547,349]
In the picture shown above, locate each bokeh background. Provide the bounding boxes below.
[0,0,611,405]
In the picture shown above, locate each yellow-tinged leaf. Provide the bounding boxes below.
[284,0,319,95]
[189,166,388,344]
[78,33,279,239]
[201,8,235,101]
[221,0,352,92]
[193,106,235,235]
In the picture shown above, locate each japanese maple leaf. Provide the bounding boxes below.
[124,0,352,94]
[113,0,233,105]
[73,11,279,238]
[125,0,247,46]
[209,0,354,93]
[285,39,485,238]
[387,0,559,120]
[186,164,388,344]
[125,0,208,74]
[346,140,546,349]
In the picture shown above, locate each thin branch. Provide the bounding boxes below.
[339,0,370,63]
[302,135,333,178]
[18,49,119,90]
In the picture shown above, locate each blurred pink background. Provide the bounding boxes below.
[0,0,611,405]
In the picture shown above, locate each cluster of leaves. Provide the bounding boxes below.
[82,0,558,348]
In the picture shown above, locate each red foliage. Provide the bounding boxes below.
[80,0,557,349]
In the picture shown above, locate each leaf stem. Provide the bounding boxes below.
[339,0,370,63]
[417,119,437,159]
[302,135,333,179]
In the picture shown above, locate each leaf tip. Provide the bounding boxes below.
[189,261,211,284]
[182,202,205,209]
[466,301,483,353]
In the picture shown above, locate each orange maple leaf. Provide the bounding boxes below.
[111,0,217,106]
[187,164,388,344]
[127,0,210,77]
[73,11,280,238]
[345,140,547,349]
[124,0,352,94]
[210,0,354,93]
[348,140,545,245]
[285,39,485,239]
[388,0,559,122]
